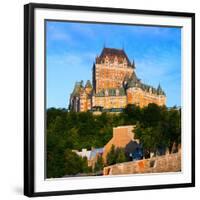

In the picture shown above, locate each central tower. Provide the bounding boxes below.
[93,47,135,94]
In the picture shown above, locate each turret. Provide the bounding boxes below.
[132,59,136,69]
[85,80,93,95]
[157,83,165,95]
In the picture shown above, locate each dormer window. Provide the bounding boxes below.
[116,89,119,96]
[105,56,109,64]
[123,58,127,67]
[105,89,109,96]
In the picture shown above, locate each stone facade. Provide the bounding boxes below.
[69,47,166,112]
[126,87,166,107]
[69,80,92,112]
[103,150,181,175]
[92,95,127,110]
[94,48,134,94]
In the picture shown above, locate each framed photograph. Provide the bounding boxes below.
[24,3,195,197]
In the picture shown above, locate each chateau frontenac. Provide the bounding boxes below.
[69,47,166,112]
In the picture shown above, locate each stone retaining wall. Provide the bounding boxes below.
[103,151,181,175]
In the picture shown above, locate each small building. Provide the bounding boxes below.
[73,147,104,169]
[73,125,142,167]
[102,125,141,163]
[72,148,91,160]
[88,147,104,168]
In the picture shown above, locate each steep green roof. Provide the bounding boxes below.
[125,72,166,96]
[85,80,92,88]
[119,88,126,96]
[126,72,139,88]
[71,81,83,96]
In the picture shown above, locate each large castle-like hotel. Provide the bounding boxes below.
[69,47,166,112]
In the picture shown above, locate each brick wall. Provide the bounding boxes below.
[127,87,166,108]
[95,63,133,93]
[93,95,127,109]
[103,150,181,175]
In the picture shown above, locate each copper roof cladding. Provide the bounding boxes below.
[96,47,132,67]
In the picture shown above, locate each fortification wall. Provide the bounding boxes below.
[103,151,181,175]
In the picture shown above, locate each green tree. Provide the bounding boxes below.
[165,108,181,152]
[66,127,80,149]
[135,125,161,158]
[46,105,181,177]
[106,145,128,165]
[94,156,104,172]
[82,156,92,173]
[116,148,127,163]
[106,145,117,166]
[134,105,181,157]
[142,103,162,127]
[64,149,89,175]
[47,130,66,178]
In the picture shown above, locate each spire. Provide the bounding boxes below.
[157,83,162,90]
[157,83,164,95]
[80,80,84,87]
[132,59,135,69]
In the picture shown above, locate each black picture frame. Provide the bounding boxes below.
[24,3,195,197]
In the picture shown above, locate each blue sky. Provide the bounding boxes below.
[46,21,181,108]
